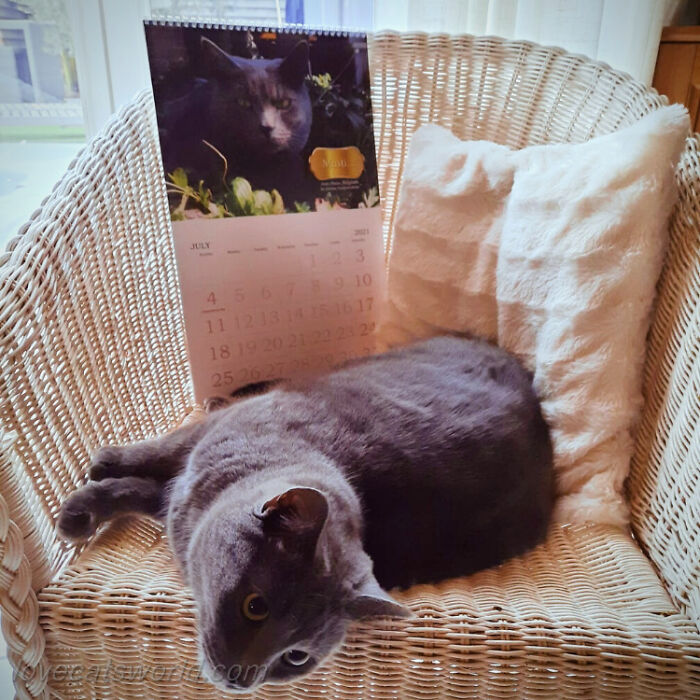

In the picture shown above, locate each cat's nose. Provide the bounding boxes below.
[260,124,273,139]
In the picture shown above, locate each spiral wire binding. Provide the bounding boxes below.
[143,17,367,39]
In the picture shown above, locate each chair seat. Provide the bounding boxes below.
[39,518,700,699]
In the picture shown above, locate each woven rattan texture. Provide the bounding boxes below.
[0,31,698,699]
[368,33,666,255]
[627,136,700,630]
[39,519,700,699]
[0,91,194,698]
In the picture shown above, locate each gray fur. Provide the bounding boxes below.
[58,336,554,691]
[159,38,313,205]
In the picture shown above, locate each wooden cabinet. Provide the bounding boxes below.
[653,26,700,130]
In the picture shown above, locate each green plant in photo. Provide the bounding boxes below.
[167,170,289,220]
[167,168,225,220]
[359,186,380,208]
[230,176,254,214]
[311,72,332,89]
[228,177,285,216]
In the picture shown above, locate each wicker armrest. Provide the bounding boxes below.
[0,488,48,699]
[628,135,700,629]
[0,92,195,697]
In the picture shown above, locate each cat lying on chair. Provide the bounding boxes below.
[58,336,554,692]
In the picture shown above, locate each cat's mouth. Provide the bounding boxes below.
[200,643,268,691]
[202,660,267,692]
[262,138,289,154]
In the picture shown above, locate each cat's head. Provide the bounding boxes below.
[201,37,312,159]
[187,483,410,692]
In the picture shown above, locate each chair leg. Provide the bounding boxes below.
[0,492,49,699]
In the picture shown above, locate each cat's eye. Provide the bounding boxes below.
[273,98,291,110]
[237,97,251,108]
[282,649,309,666]
[242,593,269,621]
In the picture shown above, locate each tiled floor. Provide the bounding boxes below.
[0,141,83,250]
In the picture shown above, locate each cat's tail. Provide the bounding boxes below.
[231,379,284,398]
[202,379,287,414]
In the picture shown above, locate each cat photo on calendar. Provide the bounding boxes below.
[144,22,386,405]
[144,24,380,220]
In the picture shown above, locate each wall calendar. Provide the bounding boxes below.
[144,20,384,401]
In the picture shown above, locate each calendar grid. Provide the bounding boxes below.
[172,207,384,400]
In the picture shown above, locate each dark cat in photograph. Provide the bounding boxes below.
[58,336,554,692]
[160,37,313,204]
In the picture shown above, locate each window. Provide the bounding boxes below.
[149,1,288,25]
[0,0,84,244]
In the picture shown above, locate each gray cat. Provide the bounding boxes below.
[159,37,313,205]
[201,37,312,161]
[58,336,554,692]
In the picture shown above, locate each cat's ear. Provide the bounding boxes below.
[346,576,412,620]
[255,487,328,556]
[200,36,242,79]
[279,41,309,88]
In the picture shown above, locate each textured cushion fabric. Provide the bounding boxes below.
[378,106,689,527]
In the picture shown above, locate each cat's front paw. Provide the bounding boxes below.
[57,491,97,542]
[88,446,124,481]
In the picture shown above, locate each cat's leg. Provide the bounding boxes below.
[57,477,166,542]
[89,420,208,482]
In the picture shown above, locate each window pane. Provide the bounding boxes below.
[149,0,288,25]
[0,0,83,132]
[0,0,84,244]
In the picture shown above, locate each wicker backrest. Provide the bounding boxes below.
[368,32,699,627]
[368,33,666,251]
[0,32,696,625]
[0,91,193,592]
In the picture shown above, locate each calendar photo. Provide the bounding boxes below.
[145,22,385,401]
[145,24,379,220]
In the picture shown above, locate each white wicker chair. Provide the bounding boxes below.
[0,32,698,699]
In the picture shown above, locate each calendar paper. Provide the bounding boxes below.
[144,21,384,400]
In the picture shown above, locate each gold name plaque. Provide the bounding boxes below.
[308,146,365,181]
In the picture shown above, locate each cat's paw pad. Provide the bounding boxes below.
[88,446,123,481]
[57,495,97,542]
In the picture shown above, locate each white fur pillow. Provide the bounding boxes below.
[378,106,688,527]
